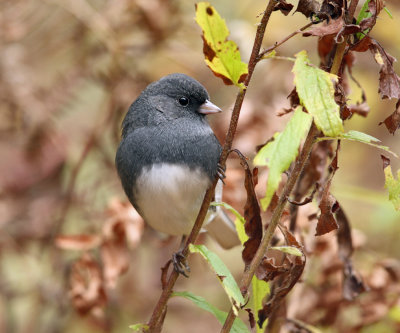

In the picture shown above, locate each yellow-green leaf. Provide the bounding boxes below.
[252,276,270,333]
[254,107,313,210]
[270,246,303,256]
[129,323,148,331]
[195,2,248,88]
[172,292,249,333]
[189,244,245,311]
[383,162,400,210]
[210,205,270,332]
[293,50,344,137]
[211,202,247,244]
[316,130,398,157]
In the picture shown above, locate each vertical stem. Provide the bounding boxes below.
[146,1,277,331]
[220,0,360,331]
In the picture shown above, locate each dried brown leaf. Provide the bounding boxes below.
[101,221,130,289]
[69,253,107,315]
[346,102,370,118]
[237,153,262,267]
[379,100,400,134]
[318,35,336,67]
[335,206,367,300]
[256,257,288,282]
[335,207,353,259]
[245,308,256,329]
[105,198,144,248]
[369,41,400,100]
[342,258,367,300]
[351,35,373,52]
[319,0,344,20]
[287,87,300,109]
[303,17,343,37]
[257,227,305,327]
[273,0,294,16]
[329,140,340,174]
[316,179,339,236]
[296,140,332,199]
[295,0,320,18]
[358,0,385,33]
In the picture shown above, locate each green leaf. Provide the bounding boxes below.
[210,208,270,331]
[356,0,372,39]
[211,202,245,224]
[356,0,372,24]
[251,277,270,333]
[254,107,313,210]
[293,50,344,137]
[341,129,381,143]
[195,2,248,89]
[211,202,247,244]
[270,246,303,256]
[356,1,392,39]
[383,164,400,210]
[316,130,398,157]
[261,50,277,59]
[384,7,393,19]
[189,244,245,310]
[129,323,148,331]
[172,292,249,333]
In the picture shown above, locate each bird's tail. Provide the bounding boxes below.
[204,208,241,249]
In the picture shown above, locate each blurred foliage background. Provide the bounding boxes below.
[1,0,400,332]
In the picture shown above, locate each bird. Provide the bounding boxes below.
[115,73,239,274]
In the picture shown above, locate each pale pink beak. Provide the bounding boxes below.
[198,100,222,115]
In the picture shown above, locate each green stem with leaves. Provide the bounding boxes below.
[220,0,360,331]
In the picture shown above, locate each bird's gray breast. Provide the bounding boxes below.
[116,117,222,235]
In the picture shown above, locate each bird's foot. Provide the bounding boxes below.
[172,250,190,278]
[217,163,226,184]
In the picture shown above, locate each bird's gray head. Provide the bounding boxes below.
[121,73,221,137]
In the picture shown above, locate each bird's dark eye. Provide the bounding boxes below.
[178,97,189,106]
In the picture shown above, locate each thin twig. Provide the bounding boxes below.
[258,22,313,60]
[146,1,278,331]
[52,95,117,238]
[220,0,360,331]
[287,184,318,206]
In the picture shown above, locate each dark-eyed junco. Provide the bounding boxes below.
[115,73,239,254]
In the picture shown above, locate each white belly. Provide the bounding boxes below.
[134,163,211,236]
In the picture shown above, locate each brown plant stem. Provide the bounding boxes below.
[221,123,318,333]
[52,94,117,239]
[220,0,360,331]
[146,1,278,331]
[258,22,313,60]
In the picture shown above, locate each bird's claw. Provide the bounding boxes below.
[217,163,226,184]
[172,251,190,278]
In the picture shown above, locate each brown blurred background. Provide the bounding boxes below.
[1,0,400,332]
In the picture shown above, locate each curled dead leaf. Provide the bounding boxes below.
[101,223,130,289]
[69,253,107,316]
[237,153,262,268]
[295,0,320,18]
[316,178,339,236]
[368,40,400,100]
[105,198,144,248]
[379,100,400,134]
[273,0,294,16]
[256,226,305,328]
